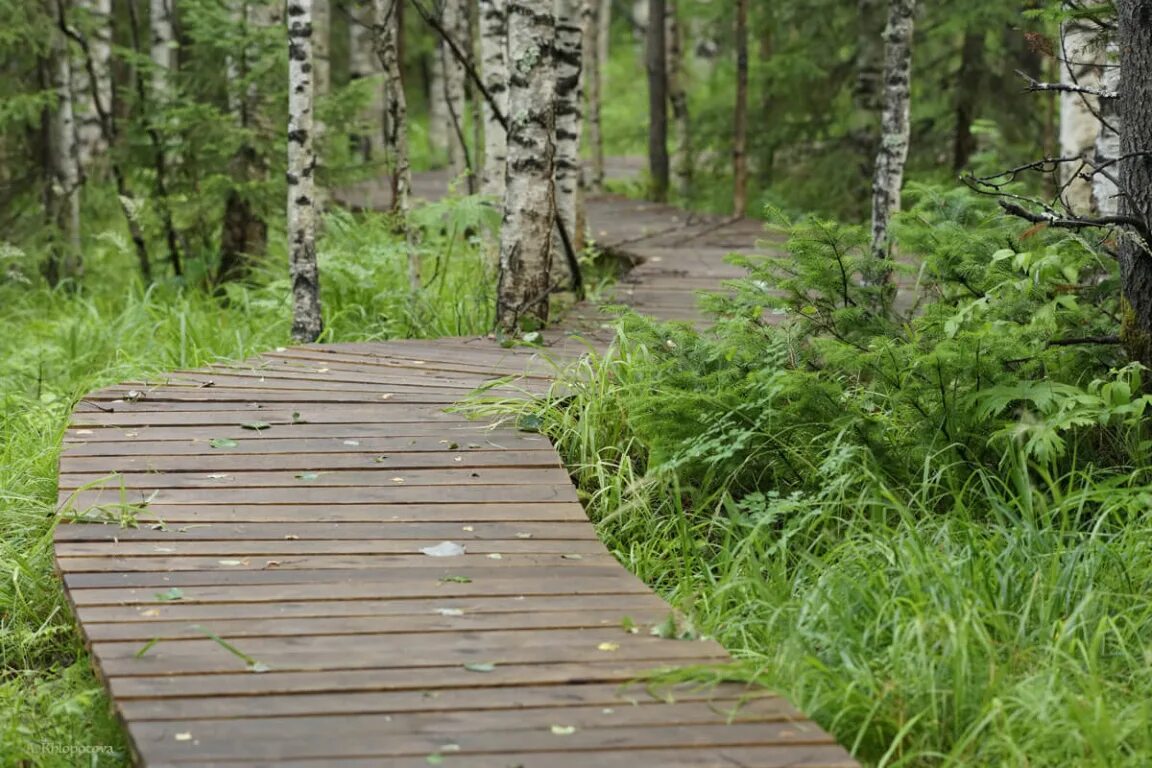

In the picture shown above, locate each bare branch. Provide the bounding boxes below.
[998,200,1152,245]
[1016,69,1117,99]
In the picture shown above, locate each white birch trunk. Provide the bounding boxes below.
[373,0,418,293]
[441,0,469,181]
[869,0,916,264]
[350,0,386,161]
[667,0,690,197]
[287,0,323,342]
[150,0,177,101]
[552,0,585,277]
[1059,19,1103,213]
[428,44,449,156]
[1093,40,1121,217]
[496,0,557,332]
[584,0,606,193]
[75,0,112,170]
[479,0,509,199]
[51,2,83,282]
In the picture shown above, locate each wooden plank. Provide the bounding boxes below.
[76,593,666,624]
[62,422,511,443]
[78,607,672,642]
[59,449,560,473]
[54,520,595,541]
[70,405,459,427]
[105,658,731,699]
[56,502,586,523]
[57,538,602,557]
[61,433,552,456]
[58,467,572,490]
[118,680,779,721]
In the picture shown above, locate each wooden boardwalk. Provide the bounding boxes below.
[54,173,857,767]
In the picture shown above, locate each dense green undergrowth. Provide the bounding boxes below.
[470,187,1152,766]
[0,202,499,766]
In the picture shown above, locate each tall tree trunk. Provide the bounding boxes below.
[349,0,386,161]
[851,0,885,195]
[441,0,469,183]
[646,0,668,202]
[553,0,585,275]
[129,0,183,276]
[74,0,111,171]
[479,0,508,198]
[1115,0,1152,365]
[373,0,418,294]
[584,0,606,195]
[952,29,984,172]
[428,37,449,157]
[868,0,916,268]
[1093,39,1121,217]
[732,0,748,216]
[150,0,176,100]
[667,0,691,198]
[312,0,330,195]
[218,0,268,285]
[496,0,557,333]
[1058,16,1102,213]
[48,0,83,286]
[287,0,324,343]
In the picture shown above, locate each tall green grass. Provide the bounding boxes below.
[0,204,496,766]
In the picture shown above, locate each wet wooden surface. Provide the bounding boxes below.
[54,164,856,767]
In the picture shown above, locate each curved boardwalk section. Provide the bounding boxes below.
[54,194,856,766]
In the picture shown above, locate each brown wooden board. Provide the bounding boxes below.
[52,168,857,768]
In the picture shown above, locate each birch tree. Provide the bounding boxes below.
[553,0,585,265]
[732,0,748,216]
[349,1,385,161]
[47,0,82,285]
[646,0,668,203]
[479,0,508,198]
[667,0,691,198]
[868,0,916,267]
[1092,39,1121,216]
[74,0,111,170]
[851,0,885,182]
[441,0,469,181]
[496,0,557,333]
[287,0,323,343]
[583,0,606,195]
[150,0,176,101]
[373,0,419,294]
[1058,16,1103,213]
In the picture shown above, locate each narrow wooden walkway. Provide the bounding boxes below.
[55,173,857,767]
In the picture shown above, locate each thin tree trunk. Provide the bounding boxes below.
[428,37,448,156]
[349,0,385,161]
[312,0,330,199]
[75,0,111,171]
[218,0,268,285]
[1093,40,1121,217]
[553,0,585,274]
[1057,16,1101,213]
[868,0,916,268]
[732,0,748,216]
[59,0,152,281]
[496,0,557,333]
[851,0,885,194]
[441,0,469,182]
[287,0,324,343]
[374,0,418,294]
[952,30,983,172]
[1115,0,1152,365]
[584,0,606,195]
[479,0,508,199]
[150,0,176,100]
[667,0,690,198]
[646,0,668,203]
[48,0,83,286]
[129,0,183,276]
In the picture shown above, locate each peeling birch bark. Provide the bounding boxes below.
[349,1,385,161]
[1093,40,1121,217]
[552,0,585,275]
[868,0,916,267]
[74,0,111,170]
[479,0,509,199]
[496,0,557,333]
[373,0,418,294]
[150,0,177,101]
[287,0,324,343]
[1059,17,1104,213]
[441,0,469,181]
